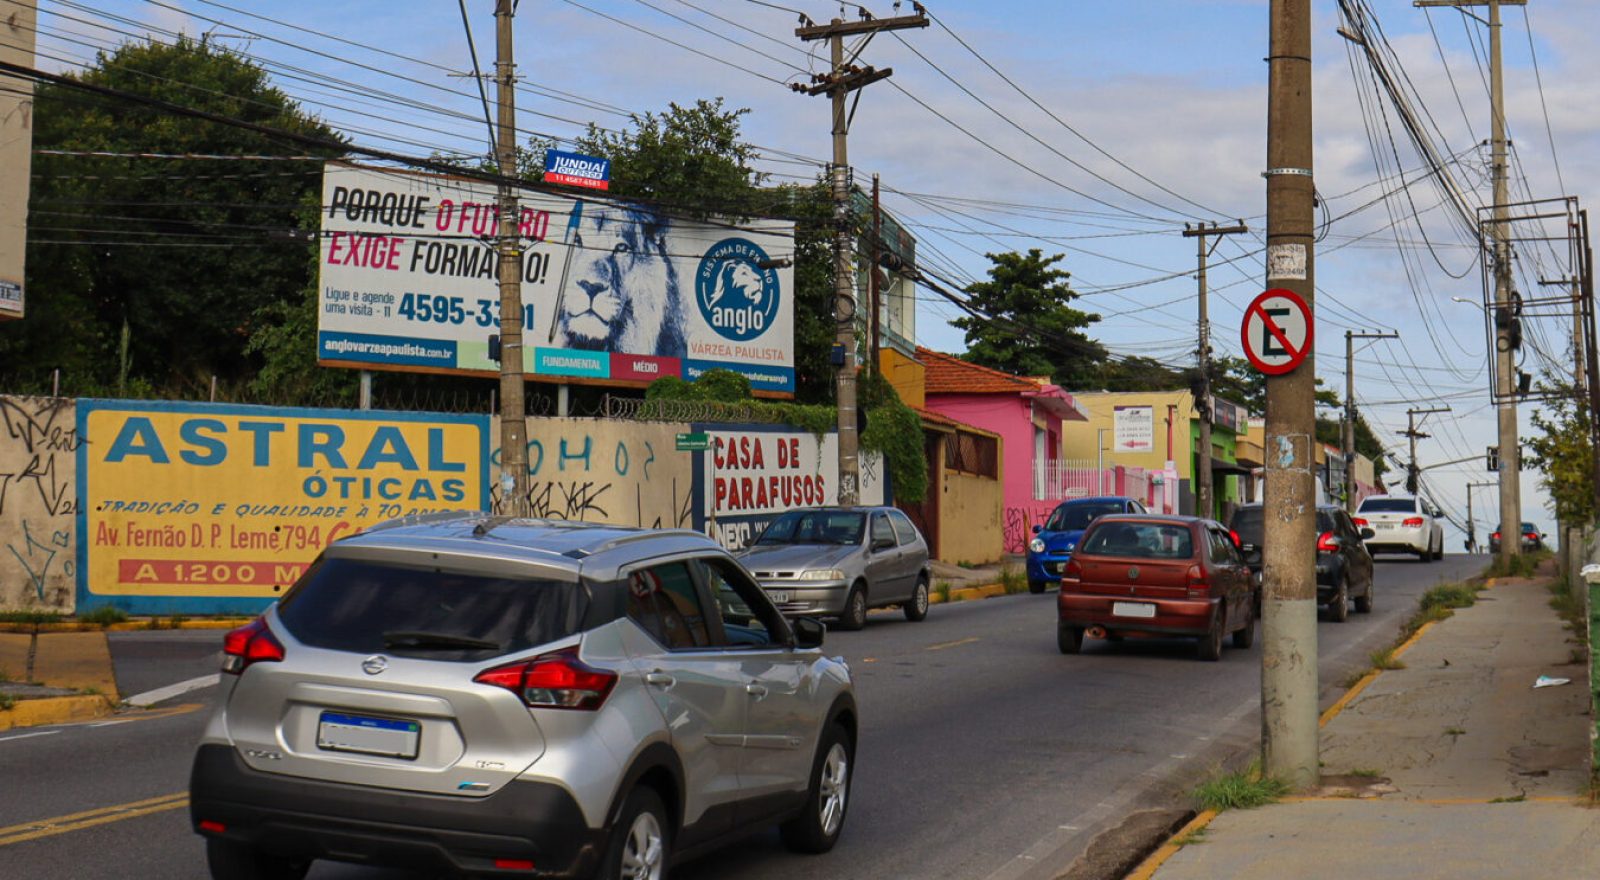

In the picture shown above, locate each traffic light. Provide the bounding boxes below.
[1486,445,1499,472]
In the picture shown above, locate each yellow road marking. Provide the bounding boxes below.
[924,636,980,651]
[0,792,188,847]
[1124,809,1218,880]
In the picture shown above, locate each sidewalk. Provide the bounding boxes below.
[1141,569,1597,880]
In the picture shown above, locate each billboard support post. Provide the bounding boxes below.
[494,0,529,516]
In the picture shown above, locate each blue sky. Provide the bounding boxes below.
[26,0,1600,544]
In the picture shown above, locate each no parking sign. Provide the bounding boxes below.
[1241,288,1312,375]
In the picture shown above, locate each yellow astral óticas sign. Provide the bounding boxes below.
[80,402,487,604]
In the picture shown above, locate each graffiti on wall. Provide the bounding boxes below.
[78,401,488,614]
[489,418,695,530]
[1003,505,1052,555]
[0,397,82,610]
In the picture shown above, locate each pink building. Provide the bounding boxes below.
[919,348,1090,553]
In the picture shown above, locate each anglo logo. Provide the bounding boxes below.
[695,238,780,343]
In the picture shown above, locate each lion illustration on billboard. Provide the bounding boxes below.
[550,203,687,358]
[708,261,764,309]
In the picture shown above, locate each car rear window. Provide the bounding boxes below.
[1229,507,1263,545]
[1358,498,1418,513]
[276,556,586,661]
[1078,522,1193,559]
[1044,501,1123,532]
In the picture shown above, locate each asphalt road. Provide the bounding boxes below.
[0,555,1484,879]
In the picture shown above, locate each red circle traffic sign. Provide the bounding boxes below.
[1240,288,1312,375]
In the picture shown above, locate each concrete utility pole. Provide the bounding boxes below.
[795,10,927,506]
[494,0,529,516]
[1184,221,1248,519]
[1417,0,1525,563]
[1343,331,1398,511]
[1466,481,1497,553]
[1403,407,1450,495]
[1262,0,1319,789]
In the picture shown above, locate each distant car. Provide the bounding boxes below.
[1056,514,1257,661]
[189,514,856,880]
[1355,495,1445,561]
[1026,496,1148,593]
[1228,503,1376,621]
[738,506,932,630]
[1489,521,1544,554]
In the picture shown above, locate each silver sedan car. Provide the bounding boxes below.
[737,506,932,630]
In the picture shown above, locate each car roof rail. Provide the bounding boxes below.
[363,509,485,534]
[584,528,710,556]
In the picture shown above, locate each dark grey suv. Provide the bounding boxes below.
[1228,503,1375,621]
[189,514,857,880]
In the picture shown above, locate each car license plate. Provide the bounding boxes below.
[1112,601,1156,619]
[317,712,420,759]
[1047,562,1061,574]
[768,590,791,603]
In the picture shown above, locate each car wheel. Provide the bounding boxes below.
[205,839,309,880]
[1328,575,1349,623]
[1028,579,1047,594]
[602,786,670,880]
[1354,577,1374,614]
[1057,622,1083,655]
[903,577,930,622]
[1434,537,1444,561]
[836,583,868,631]
[1232,597,1256,649]
[1196,606,1224,661]
[781,723,853,854]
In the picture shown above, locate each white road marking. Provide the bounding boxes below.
[124,674,219,708]
[0,730,62,744]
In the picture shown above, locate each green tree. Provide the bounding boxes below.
[954,249,1104,386]
[1,37,343,396]
[1524,380,1594,523]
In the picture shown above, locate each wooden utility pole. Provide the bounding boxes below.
[1262,0,1319,790]
[494,0,529,516]
[1344,330,1398,511]
[1184,221,1248,519]
[1417,0,1525,562]
[795,10,927,505]
[1403,407,1451,494]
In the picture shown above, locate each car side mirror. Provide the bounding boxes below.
[1360,527,1376,540]
[1032,524,1042,534]
[792,616,825,649]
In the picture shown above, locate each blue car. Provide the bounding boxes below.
[1026,496,1149,593]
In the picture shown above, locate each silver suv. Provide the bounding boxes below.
[189,513,857,880]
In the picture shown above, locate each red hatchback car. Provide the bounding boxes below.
[1056,515,1257,661]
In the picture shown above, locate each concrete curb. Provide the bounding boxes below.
[928,582,1011,604]
[0,694,116,732]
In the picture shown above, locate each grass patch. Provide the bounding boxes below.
[0,666,10,684]
[1419,583,1479,613]
[957,561,976,570]
[1192,766,1292,812]
[0,694,14,711]
[1487,550,1546,579]
[1369,647,1406,671]
[0,610,64,625]
[1547,580,1585,634]
[145,615,189,630]
[998,564,1027,595]
[1172,827,1209,847]
[934,581,952,603]
[1488,794,1526,804]
[1341,668,1371,689]
[1347,768,1383,778]
[1445,726,1466,737]
[77,606,129,627]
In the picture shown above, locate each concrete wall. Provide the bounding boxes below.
[490,417,696,531]
[0,397,79,611]
[880,348,925,409]
[938,468,1004,566]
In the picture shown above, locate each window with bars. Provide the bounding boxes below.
[945,431,998,478]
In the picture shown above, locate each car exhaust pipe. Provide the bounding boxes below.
[1085,625,1107,640]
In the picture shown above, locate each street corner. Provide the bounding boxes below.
[0,629,121,733]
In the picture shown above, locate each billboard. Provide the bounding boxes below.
[702,427,886,550]
[1113,405,1154,453]
[77,401,488,614]
[0,0,36,322]
[316,163,796,394]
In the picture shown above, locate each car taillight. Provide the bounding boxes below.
[1402,517,1425,527]
[1491,531,1501,540]
[475,648,617,711]
[220,617,284,674]
[1317,531,1340,552]
[1229,529,1242,548]
[1524,531,1537,539]
[1353,517,1368,527]
[1186,563,1208,598]
[1062,558,1083,584]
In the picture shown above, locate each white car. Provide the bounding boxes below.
[1355,495,1446,561]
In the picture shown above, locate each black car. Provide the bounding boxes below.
[1227,504,1375,621]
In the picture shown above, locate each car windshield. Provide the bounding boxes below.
[1522,523,1538,532]
[1044,501,1123,532]
[1078,522,1194,559]
[276,556,585,661]
[755,511,865,546]
[1359,498,1419,513]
